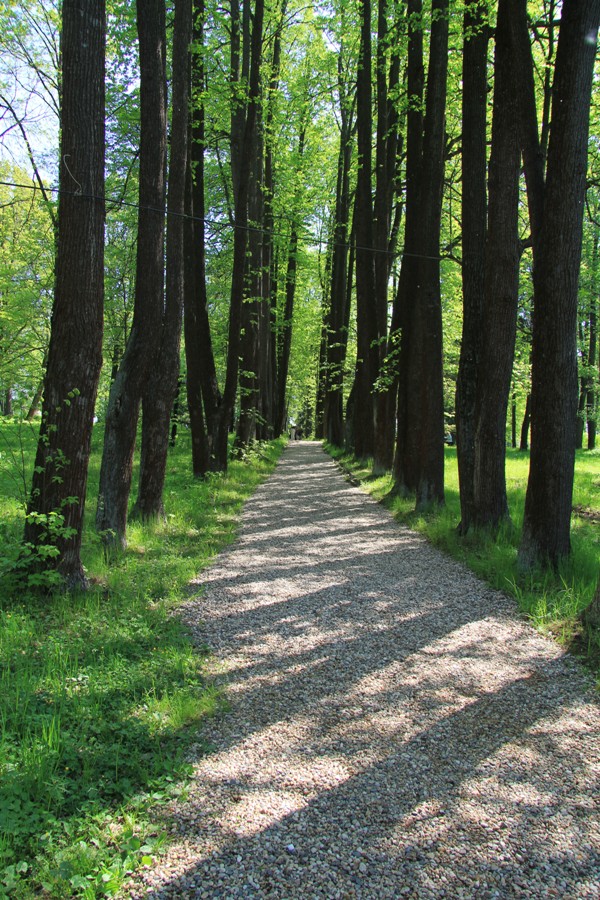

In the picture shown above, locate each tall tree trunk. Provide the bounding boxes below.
[518,0,600,568]
[471,0,521,531]
[134,0,191,520]
[352,0,377,458]
[96,0,167,547]
[185,0,220,475]
[184,150,210,475]
[455,0,489,534]
[256,9,285,440]
[323,108,354,448]
[25,0,105,586]
[234,119,263,453]
[275,221,300,437]
[520,392,531,450]
[588,287,598,450]
[394,0,448,509]
[392,0,423,489]
[212,0,265,471]
[372,0,402,473]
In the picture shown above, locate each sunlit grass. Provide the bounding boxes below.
[326,442,600,677]
[0,420,285,898]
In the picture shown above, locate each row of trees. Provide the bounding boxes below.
[0,0,599,585]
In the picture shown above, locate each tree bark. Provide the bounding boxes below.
[372,0,402,473]
[24,0,105,586]
[587,287,598,450]
[352,0,378,459]
[455,0,489,534]
[392,0,423,490]
[323,104,353,448]
[519,0,600,569]
[394,0,448,509]
[211,0,265,471]
[471,0,521,531]
[134,0,191,520]
[96,0,167,547]
[184,0,221,475]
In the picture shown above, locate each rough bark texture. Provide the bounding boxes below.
[394,0,447,509]
[352,0,377,459]
[234,122,263,453]
[471,0,521,531]
[372,0,401,473]
[96,0,167,546]
[24,0,105,586]
[275,222,300,437]
[323,111,353,448]
[134,0,192,520]
[392,0,423,489]
[455,0,488,534]
[185,0,221,476]
[587,288,598,449]
[519,0,600,568]
[212,0,264,471]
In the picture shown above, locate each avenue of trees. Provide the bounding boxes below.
[0,0,599,584]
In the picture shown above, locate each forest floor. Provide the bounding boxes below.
[126,441,600,900]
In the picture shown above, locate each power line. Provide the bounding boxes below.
[0,177,446,263]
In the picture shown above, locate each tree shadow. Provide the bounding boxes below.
[129,442,600,898]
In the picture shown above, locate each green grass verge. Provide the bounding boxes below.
[0,421,286,899]
[325,442,600,676]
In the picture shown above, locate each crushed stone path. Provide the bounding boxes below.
[129,441,600,899]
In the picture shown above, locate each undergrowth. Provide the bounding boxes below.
[0,422,285,898]
[325,442,600,679]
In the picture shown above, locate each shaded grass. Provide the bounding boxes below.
[0,422,285,898]
[325,443,600,677]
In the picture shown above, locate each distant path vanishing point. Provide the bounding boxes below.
[129,440,600,900]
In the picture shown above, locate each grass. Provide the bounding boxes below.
[0,420,286,899]
[325,442,600,675]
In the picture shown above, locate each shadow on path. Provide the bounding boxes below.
[134,442,600,900]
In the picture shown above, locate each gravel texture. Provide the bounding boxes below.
[128,441,600,899]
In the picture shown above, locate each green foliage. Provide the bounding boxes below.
[0,422,286,897]
[0,165,55,413]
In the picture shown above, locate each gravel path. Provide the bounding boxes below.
[130,441,600,899]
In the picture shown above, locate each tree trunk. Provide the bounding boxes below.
[134,0,191,521]
[184,150,210,476]
[520,392,531,450]
[352,0,378,459]
[588,286,598,450]
[184,0,220,475]
[471,0,521,531]
[372,0,402,473]
[392,0,423,491]
[234,126,263,454]
[394,0,448,509]
[323,92,353,448]
[455,0,488,534]
[275,222,300,437]
[212,0,265,471]
[96,0,167,547]
[24,0,105,586]
[519,0,600,569]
